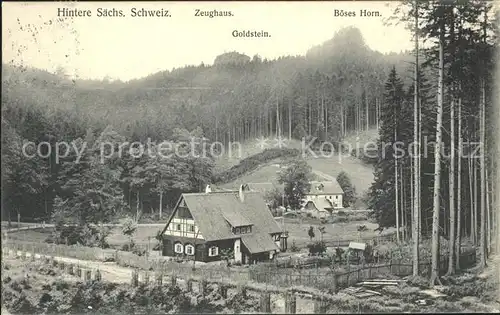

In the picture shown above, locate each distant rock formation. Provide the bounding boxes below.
[213,52,250,66]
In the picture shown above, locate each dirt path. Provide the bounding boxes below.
[12,250,133,284]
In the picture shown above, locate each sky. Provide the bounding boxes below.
[2,1,413,81]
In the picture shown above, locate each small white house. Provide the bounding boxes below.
[304,181,344,209]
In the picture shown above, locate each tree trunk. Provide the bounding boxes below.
[486,168,491,255]
[455,84,462,271]
[447,88,456,275]
[365,90,369,131]
[412,0,420,276]
[136,191,140,222]
[288,96,292,140]
[341,99,344,138]
[430,19,445,287]
[159,190,163,219]
[479,77,486,268]
[469,153,475,243]
[395,133,400,244]
[474,156,478,244]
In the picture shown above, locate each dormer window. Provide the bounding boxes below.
[233,225,252,234]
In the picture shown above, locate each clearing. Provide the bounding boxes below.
[276,218,396,249]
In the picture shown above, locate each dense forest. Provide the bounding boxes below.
[1,26,411,223]
[368,0,498,284]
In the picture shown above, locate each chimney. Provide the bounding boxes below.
[205,184,212,194]
[239,184,245,202]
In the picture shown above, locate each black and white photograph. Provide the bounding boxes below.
[2,1,500,313]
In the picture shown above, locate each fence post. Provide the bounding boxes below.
[238,285,247,298]
[84,270,92,283]
[76,265,82,278]
[285,290,296,314]
[186,278,193,292]
[170,275,177,286]
[94,269,102,281]
[143,271,150,285]
[59,261,65,272]
[260,291,271,313]
[314,296,328,314]
[219,284,228,299]
[155,273,163,286]
[199,279,207,297]
[332,273,338,293]
[67,263,74,275]
[131,269,139,287]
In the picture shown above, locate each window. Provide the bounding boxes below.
[174,243,184,254]
[189,225,195,232]
[273,234,280,241]
[176,224,181,231]
[235,227,240,234]
[335,196,338,199]
[185,244,195,255]
[208,246,218,257]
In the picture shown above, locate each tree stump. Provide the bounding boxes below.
[260,291,271,313]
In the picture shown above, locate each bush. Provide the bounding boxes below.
[48,224,111,248]
[337,172,357,208]
[289,240,300,252]
[307,241,326,256]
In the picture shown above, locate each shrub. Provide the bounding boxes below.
[307,241,326,256]
[48,224,111,248]
[337,171,357,208]
[289,240,300,252]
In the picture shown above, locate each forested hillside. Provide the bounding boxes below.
[1,26,411,223]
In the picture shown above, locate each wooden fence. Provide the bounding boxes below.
[2,239,476,293]
[248,250,477,291]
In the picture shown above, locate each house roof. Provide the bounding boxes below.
[303,199,334,211]
[241,233,279,254]
[167,191,282,242]
[306,181,344,195]
[246,182,282,194]
[349,242,367,251]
